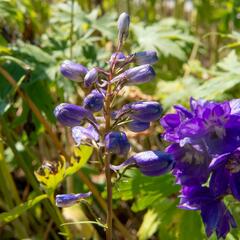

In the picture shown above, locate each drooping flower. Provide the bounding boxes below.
[117,12,130,41]
[83,89,104,112]
[54,103,95,127]
[111,150,174,176]
[72,125,99,145]
[131,50,158,65]
[127,120,150,132]
[179,186,237,239]
[111,64,156,85]
[60,60,88,82]
[56,192,92,207]
[105,131,130,156]
[115,101,162,122]
[84,68,98,88]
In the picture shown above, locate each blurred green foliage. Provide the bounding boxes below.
[1,0,240,239]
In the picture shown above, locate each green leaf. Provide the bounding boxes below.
[0,194,47,223]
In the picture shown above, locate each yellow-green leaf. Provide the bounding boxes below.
[65,145,93,177]
[34,158,66,194]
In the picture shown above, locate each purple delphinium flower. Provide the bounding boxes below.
[54,103,95,127]
[83,89,104,112]
[72,125,99,145]
[131,50,158,65]
[111,150,174,176]
[56,192,92,207]
[116,101,162,122]
[179,186,237,239]
[127,120,150,132]
[161,98,240,178]
[111,64,156,85]
[60,60,88,82]
[84,68,98,88]
[105,131,130,156]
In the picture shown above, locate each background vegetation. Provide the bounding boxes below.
[1,0,240,239]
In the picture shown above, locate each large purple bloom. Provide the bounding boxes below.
[161,98,240,186]
[161,98,240,154]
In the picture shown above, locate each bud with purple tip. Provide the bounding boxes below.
[131,51,158,65]
[54,103,95,127]
[118,12,130,41]
[83,89,104,112]
[60,60,88,82]
[105,131,130,156]
[111,151,175,176]
[116,101,162,122]
[127,120,150,132]
[111,64,155,85]
[84,68,98,88]
[109,52,126,66]
[56,192,92,207]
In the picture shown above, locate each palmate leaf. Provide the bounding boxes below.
[132,19,197,61]
[155,50,240,108]
[35,145,93,195]
[0,194,47,224]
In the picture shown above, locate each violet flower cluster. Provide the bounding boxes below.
[161,98,240,238]
[53,13,174,208]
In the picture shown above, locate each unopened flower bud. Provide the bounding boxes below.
[132,51,158,65]
[105,131,130,156]
[56,192,92,207]
[60,60,88,82]
[84,68,98,88]
[118,12,130,41]
[111,64,155,85]
[54,103,95,127]
[111,151,174,176]
[119,101,162,122]
[109,52,126,65]
[83,90,104,112]
[127,120,150,132]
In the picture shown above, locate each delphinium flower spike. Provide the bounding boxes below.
[160,98,240,239]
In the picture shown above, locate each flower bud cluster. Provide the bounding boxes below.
[54,13,175,208]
